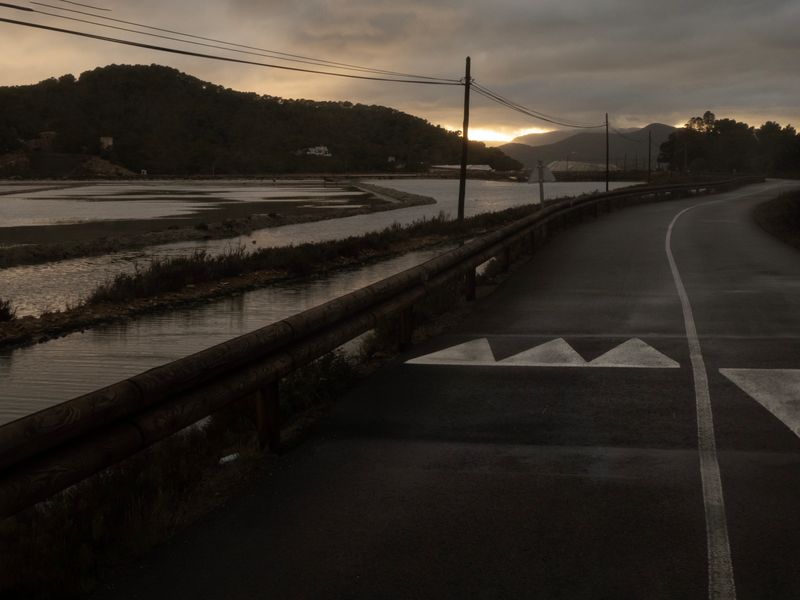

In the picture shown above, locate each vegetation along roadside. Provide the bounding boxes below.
[753,189,800,251]
[0,198,555,350]
[0,240,522,600]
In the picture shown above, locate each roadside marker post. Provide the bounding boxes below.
[537,160,545,204]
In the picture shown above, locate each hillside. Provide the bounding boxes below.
[0,64,520,176]
[511,130,576,147]
[500,123,676,169]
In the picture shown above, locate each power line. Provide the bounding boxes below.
[0,16,462,85]
[55,0,109,11]
[611,126,646,143]
[26,1,458,82]
[0,1,31,9]
[9,1,444,76]
[472,81,604,128]
[471,82,604,129]
[472,82,601,128]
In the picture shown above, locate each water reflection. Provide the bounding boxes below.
[1,179,633,317]
[0,248,449,424]
[0,181,365,226]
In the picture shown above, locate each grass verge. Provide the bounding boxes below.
[0,197,544,599]
[753,190,800,250]
[87,204,543,305]
[0,351,356,600]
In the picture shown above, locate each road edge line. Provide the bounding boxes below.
[666,201,737,600]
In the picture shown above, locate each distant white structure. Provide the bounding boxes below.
[527,164,556,183]
[548,160,620,172]
[298,145,332,157]
[430,164,494,172]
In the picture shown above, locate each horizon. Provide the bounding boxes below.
[1,0,798,142]
[1,62,792,146]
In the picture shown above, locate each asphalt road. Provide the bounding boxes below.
[95,180,800,600]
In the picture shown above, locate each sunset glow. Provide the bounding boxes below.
[447,126,554,143]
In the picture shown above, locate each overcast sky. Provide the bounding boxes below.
[1,0,798,141]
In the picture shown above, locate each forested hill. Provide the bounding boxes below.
[0,64,520,175]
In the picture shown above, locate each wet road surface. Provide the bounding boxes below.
[95,181,800,599]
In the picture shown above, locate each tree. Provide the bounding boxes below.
[660,111,800,174]
[0,64,522,175]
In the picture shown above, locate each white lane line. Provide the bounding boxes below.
[666,201,736,600]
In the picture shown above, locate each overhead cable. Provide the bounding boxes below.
[55,0,109,11]
[472,82,599,127]
[611,127,646,143]
[26,1,458,82]
[0,16,462,85]
[15,2,427,72]
[471,82,604,129]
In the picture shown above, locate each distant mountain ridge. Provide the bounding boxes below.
[511,130,577,147]
[0,64,521,175]
[501,123,676,169]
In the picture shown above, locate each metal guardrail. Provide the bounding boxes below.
[0,177,763,518]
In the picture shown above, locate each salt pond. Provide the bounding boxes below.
[1,179,633,316]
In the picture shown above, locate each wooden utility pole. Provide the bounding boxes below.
[457,56,471,223]
[605,113,609,191]
[647,129,652,183]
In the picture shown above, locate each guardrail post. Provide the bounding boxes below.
[465,267,476,300]
[256,380,281,452]
[398,306,414,349]
[500,246,511,273]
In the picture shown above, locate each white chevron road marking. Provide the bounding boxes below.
[407,338,678,369]
[589,338,679,368]
[499,338,586,366]
[720,369,800,439]
[406,338,496,366]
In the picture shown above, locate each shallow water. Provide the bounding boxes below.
[1,179,634,316]
[0,181,366,227]
[0,177,640,424]
[0,248,447,424]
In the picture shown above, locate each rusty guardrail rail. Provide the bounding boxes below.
[0,176,763,518]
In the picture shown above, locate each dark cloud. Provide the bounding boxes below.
[0,0,797,137]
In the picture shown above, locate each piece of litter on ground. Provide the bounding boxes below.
[218,453,240,465]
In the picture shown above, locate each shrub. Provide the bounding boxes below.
[85,199,557,306]
[0,298,15,322]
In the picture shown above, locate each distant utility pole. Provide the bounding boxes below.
[605,113,609,191]
[457,56,471,223]
[647,129,652,183]
[537,160,545,203]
